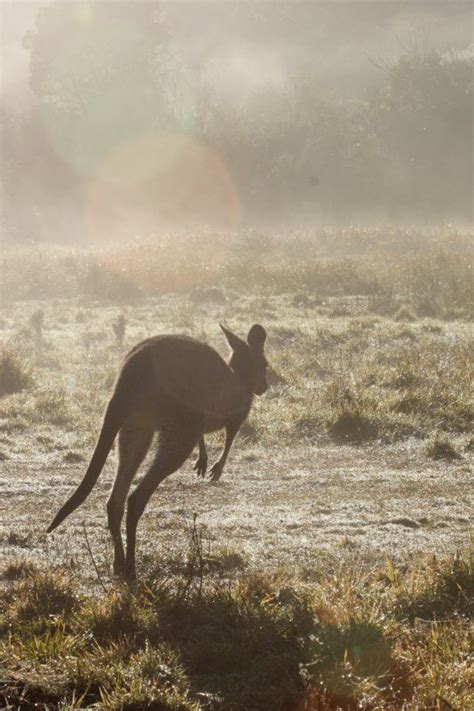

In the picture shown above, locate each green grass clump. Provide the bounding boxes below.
[392,550,474,622]
[0,347,33,397]
[208,547,248,574]
[1,570,78,628]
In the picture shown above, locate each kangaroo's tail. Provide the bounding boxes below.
[47,357,142,532]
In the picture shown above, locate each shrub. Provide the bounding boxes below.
[2,559,37,581]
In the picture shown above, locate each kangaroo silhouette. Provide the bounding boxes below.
[47,323,268,580]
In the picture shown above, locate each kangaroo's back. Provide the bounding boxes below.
[131,335,244,420]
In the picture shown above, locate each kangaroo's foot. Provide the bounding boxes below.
[193,453,208,478]
[209,460,224,482]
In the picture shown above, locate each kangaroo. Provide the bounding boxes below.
[47,323,268,580]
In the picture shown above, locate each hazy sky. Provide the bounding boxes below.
[1,0,473,104]
[1,1,472,236]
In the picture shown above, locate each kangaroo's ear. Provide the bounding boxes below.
[220,323,245,351]
[247,324,267,351]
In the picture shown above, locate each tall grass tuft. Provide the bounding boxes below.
[0,347,34,397]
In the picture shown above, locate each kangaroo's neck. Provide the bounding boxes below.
[228,364,254,409]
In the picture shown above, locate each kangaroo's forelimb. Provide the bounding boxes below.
[193,436,208,478]
[209,419,242,482]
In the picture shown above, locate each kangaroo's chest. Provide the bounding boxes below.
[203,405,249,434]
[203,416,227,434]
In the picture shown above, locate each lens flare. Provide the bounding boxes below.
[84,131,240,241]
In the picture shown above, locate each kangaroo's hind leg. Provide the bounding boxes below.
[107,419,153,576]
[125,417,202,580]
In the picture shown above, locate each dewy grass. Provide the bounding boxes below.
[425,431,463,461]
[0,229,472,708]
[0,262,471,450]
[2,229,472,316]
[0,546,472,710]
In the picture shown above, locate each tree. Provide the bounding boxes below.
[372,49,473,220]
[24,1,185,179]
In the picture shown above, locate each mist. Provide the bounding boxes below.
[1,0,473,244]
[1,5,473,703]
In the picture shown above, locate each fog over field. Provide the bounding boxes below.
[0,3,473,710]
[1,0,473,243]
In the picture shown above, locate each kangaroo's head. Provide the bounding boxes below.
[220,323,268,395]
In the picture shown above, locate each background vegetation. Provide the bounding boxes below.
[2,1,473,242]
[1,228,472,447]
[1,2,472,708]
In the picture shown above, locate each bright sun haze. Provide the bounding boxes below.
[0,2,473,710]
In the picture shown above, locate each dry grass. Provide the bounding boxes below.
[0,347,34,398]
[0,297,471,447]
[0,228,472,709]
[256,319,472,445]
[1,540,472,710]
[2,229,472,318]
[425,432,463,461]
[1,229,471,446]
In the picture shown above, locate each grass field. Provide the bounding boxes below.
[0,228,472,709]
